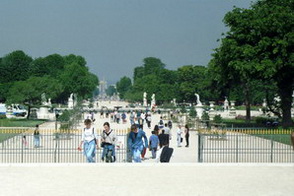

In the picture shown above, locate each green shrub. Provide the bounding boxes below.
[213,114,223,124]
[57,110,71,122]
[0,114,6,119]
[255,117,272,125]
[202,111,209,121]
[189,106,196,118]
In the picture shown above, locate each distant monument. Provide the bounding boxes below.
[151,93,156,107]
[143,92,147,107]
[172,98,177,107]
[68,93,74,109]
[194,93,204,118]
[195,93,203,106]
[38,93,50,119]
[41,93,49,106]
[262,99,267,108]
[224,97,229,110]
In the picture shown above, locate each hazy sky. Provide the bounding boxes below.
[0,0,254,84]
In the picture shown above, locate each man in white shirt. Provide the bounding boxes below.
[78,119,98,163]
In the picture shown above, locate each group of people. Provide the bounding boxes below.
[78,115,181,163]
[78,119,117,163]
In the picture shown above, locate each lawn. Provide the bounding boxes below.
[0,119,46,127]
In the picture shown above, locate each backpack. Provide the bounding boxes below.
[159,120,163,125]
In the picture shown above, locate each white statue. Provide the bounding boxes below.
[41,93,48,106]
[173,98,177,106]
[48,98,52,106]
[151,93,156,106]
[68,93,74,109]
[262,99,267,108]
[224,97,229,110]
[194,93,202,106]
[143,92,147,107]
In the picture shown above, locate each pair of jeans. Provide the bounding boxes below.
[132,145,144,163]
[185,134,189,147]
[151,148,157,158]
[101,144,115,161]
[34,136,40,147]
[177,135,181,147]
[132,148,142,162]
[83,140,96,163]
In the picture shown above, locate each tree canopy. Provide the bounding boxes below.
[208,0,294,126]
[0,51,99,117]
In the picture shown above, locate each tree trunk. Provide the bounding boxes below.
[26,105,31,120]
[278,84,293,127]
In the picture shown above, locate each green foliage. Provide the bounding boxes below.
[213,114,223,124]
[201,111,210,121]
[180,105,187,113]
[7,76,63,106]
[209,0,294,126]
[57,110,71,122]
[0,119,45,127]
[29,54,65,77]
[106,85,117,96]
[0,51,99,105]
[189,106,197,118]
[0,114,6,119]
[59,63,98,99]
[177,65,212,103]
[0,50,33,83]
[116,76,132,99]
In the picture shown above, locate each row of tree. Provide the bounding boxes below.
[115,0,293,127]
[0,51,99,118]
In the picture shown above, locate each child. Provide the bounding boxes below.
[149,131,159,159]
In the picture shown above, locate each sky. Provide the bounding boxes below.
[0,0,254,84]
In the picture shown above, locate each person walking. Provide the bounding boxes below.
[184,124,190,147]
[33,125,41,148]
[78,119,98,163]
[146,112,152,129]
[176,125,183,147]
[158,116,164,129]
[158,129,169,148]
[22,135,28,149]
[127,124,148,163]
[101,122,117,162]
[149,131,159,159]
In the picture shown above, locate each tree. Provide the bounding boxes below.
[210,0,294,126]
[0,50,33,83]
[143,57,165,75]
[177,65,210,103]
[7,77,63,119]
[64,54,87,67]
[106,85,117,96]
[58,63,99,100]
[116,76,132,99]
[29,54,65,77]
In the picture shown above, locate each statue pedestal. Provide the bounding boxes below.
[37,106,50,119]
[68,99,74,109]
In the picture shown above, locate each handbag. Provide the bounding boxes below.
[180,137,183,143]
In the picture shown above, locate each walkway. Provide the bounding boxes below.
[0,163,293,196]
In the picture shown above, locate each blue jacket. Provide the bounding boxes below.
[128,129,148,150]
[149,134,159,148]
